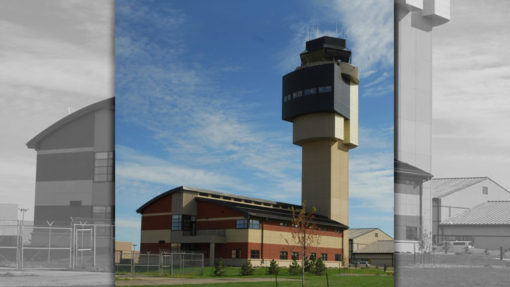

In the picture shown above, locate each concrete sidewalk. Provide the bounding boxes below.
[0,270,114,287]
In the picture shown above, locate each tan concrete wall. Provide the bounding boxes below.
[300,139,350,266]
[345,83,358,146]
[247,229,342,248]
[293,113,344,144]
[115,241,132,252]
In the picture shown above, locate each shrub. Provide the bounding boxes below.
[214,258,225,276]
[315,258,326,275]
[305,257,317,273]
[240,260,254,276]
[288,259,301,275]
[268,259,279,274]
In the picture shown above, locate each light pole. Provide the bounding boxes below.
[46,220,55,264]
[19,208,28,270]
[132,244,137,276]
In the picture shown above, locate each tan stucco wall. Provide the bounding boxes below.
[352,230,393,252]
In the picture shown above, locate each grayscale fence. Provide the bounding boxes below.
[0,223,113,271]
[115,251,204,276]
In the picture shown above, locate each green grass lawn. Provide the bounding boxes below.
[116,266,394,287]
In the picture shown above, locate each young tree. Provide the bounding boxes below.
[285,202,321,287]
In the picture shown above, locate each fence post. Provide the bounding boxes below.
[93,225,97,270]
[500,247,503,261]
[16,221,20,270]
[171,254,174,275]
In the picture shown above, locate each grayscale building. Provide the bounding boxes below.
[431,177,510,244]
[395,0,450,253]
[439,201,510,250]
[26,98,114,227]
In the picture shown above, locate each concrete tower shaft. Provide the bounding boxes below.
[282,36,359,266]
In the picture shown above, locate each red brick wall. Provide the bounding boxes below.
[141,214,172,230]
[140,242,172,253]
[249,242,342,261]
[141,242,343,261]
[143,195,172,214]
[217,242,342,260]
[197,200,243,219]
[215,242,249,259]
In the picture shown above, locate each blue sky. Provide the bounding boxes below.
[115,0,394,248]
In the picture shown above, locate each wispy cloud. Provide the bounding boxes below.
[325,0,393,75]
[432,0,510,188]
[115,1,394,241]
[0,0,114,220]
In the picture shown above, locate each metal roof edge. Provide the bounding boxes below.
[26,97,114,149]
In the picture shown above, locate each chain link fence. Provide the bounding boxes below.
[115,251,204,276]
[0,223,113,271]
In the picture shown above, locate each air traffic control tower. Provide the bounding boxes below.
[282,36,358,266]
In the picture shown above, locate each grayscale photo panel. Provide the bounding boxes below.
[0,0,115,286]
[395,0,510,286]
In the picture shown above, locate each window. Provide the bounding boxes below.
[406,226,418,241]
[304,88,317,96]
[280,222,289,227]
[335,254,341,261]
[232,249,241,259]
[93,206,112,220]
[158,240,165,244]
[70,200,82,207]
[251,250,260,259]
[482,186,488,195]
[172,215,182,231]
[236,219,259,229]
[320,226,328,231]
[280,251,288,260]
[172,215,195,231]
[249,220,260,229]
[309,253,316,260]
[375,232,378,238]
[318,86,332,93]
[321,253,328,261]
[292,92,298,99]
[296,91,302,97]
[236,219,248,229]
[94,151,114,182]
[292,251,299,260]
